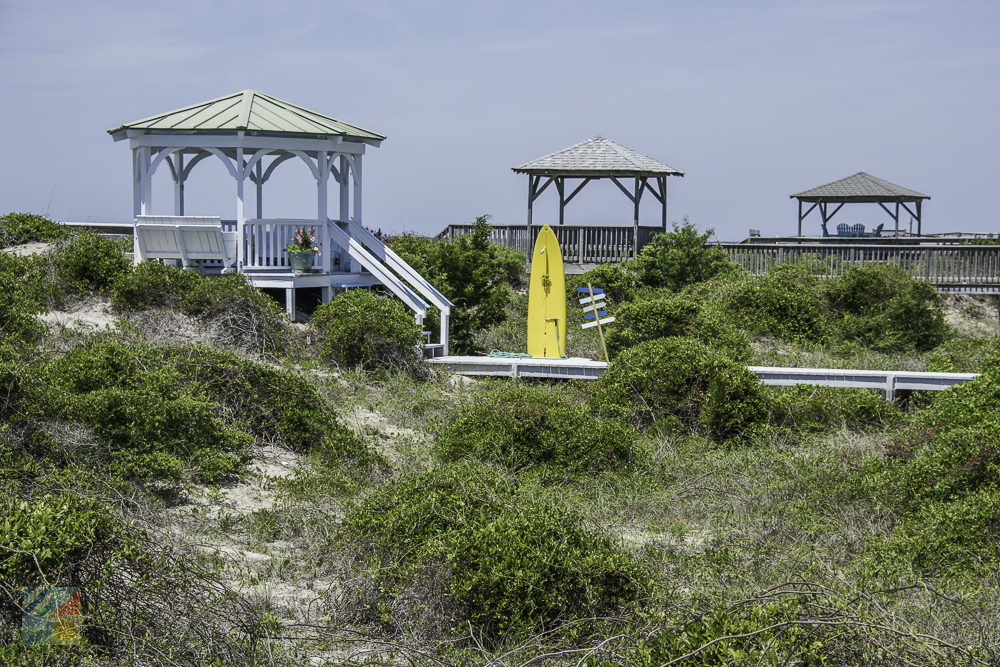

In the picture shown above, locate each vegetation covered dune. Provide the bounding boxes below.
[1,213,998,664]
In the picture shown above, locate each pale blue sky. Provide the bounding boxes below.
[1,0,997,239]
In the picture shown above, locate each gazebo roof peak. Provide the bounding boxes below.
[108,89,386,142]
[791,171,929,202]
[513,136,684,176]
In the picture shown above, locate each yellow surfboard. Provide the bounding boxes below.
[526,225,567,358]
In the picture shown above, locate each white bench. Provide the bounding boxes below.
[134,216,237,272]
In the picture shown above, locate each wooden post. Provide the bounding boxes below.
[797,199,802,237]
[632,177,641,257]
[916,200,922,236]
[556,177,565,226]
[894,202,900,237]
[588,283,610,364]
[526,175,535,244]
[661,176,668,230]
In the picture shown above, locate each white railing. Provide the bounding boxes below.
[242,219,327,272]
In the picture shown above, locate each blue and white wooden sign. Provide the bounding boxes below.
[579,286,615,330]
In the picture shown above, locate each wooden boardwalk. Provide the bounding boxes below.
[427,356,979,400]
[437,223,1000,292]
[724,243,1000,291]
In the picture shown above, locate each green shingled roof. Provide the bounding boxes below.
[108,89,385,141]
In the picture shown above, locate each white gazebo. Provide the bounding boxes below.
[108,89,451,354]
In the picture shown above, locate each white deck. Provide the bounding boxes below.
[428,355,608,380]
[748,366,979,400]
[429,359,980,398]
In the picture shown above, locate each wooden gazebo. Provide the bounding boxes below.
[513,136,684,255]
[791,172,930,237]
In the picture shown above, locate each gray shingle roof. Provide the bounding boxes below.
[108,89,385,141]
[791,172,929,202]
[513,136,684,176]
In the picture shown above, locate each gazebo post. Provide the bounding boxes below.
[916,200,922,236]
[526,175,535,249]
[317,150,331,273]
[339,155,350,223]
[797,200,803,237]
[660,176,668,230]
[235,145,245,270]
[352,154,363,226]
[556,177,565,226]
[894,202,900,237]
[173,152,185,216]
[139,146,152,215]
[632,177,642,257]
[255,160,263,218]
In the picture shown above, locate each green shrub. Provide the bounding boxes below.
[590,336,768,440]
[720,265,830,343]
[0,493,113,581]
[632,220,735,290]
[0,212,69,247]
[0,253,46,344]
[435,382,639,474]
[861,370,1000,577]
[11,339,379,484]
[69,387,250,482]
[343,461,648,642]
[158,344,375,466]
[623,594,945,665]
[389,215,524,354]
[51,232,131,295]
[110,260,199,310]
[868,485,1000,577]
[925,336,1000,373]
[111,263,288,355]
[606,294,751,360]
[827,264,948,351]
[310,289,423,374]
[566,262,638,304]
[767,385,902,434]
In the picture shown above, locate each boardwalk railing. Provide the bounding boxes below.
[438,223,662,262]
[437,224,1000,289]
[721,243,1000,287]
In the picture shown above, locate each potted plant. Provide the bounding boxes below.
[287,226,319,273]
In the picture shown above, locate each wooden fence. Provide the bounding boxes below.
[721,243,1000,286]
[437,224,1000,289]
[438,223,662,262]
